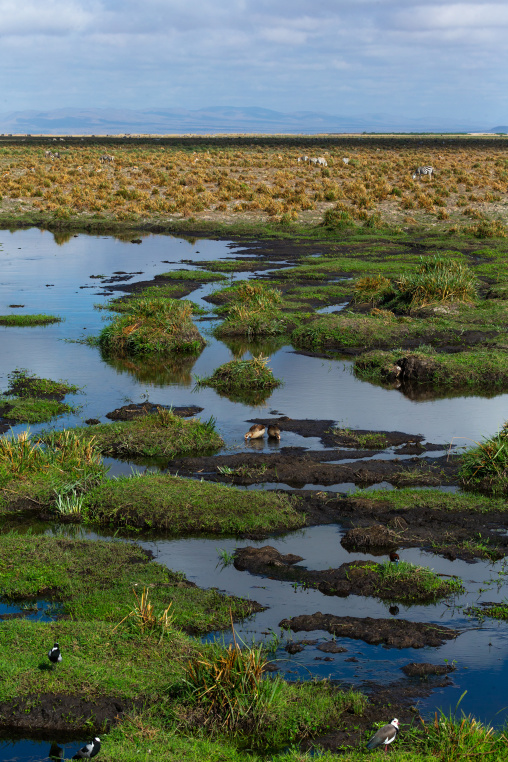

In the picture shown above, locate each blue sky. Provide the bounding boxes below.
[0,0,506,124]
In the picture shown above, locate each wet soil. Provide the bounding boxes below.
[105,402,204,420]
[278,612,459,649]
[169,450,459,488]
[401,662,456,677]
[233,546,458,604]
[101,272,216,300]
[0,694,138,732]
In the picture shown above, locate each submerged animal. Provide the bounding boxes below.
[267,425,281,440]
[73,737,101,760]
[366,719,399,753]
[245,424,265,440]
[48,642,62,667]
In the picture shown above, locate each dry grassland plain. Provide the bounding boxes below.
[0,135,507,235]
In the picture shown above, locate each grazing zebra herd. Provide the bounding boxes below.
[297,155,328,166]
[100,154,114,163]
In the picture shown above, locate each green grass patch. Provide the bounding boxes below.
[353,255,478,312]
[352,560,464,604]
[0,313,62,326]
[0,429,106,511]
[350,487,508,513]
[159,269,226,281]
[99,297,205,355]
[466,602,508,622]
[213,281,297,339]
[196,356,282,405]
[459,421,508,496]
[54,409,223,459]
[0,369,80,423]
[0,534,256,632]
[355,347,508,390]
[82,471,304,533]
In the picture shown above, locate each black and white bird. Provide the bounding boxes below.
[73,737,101,759]
[366,718,399,753]
[412,166,433,180]
[48,642,62,667]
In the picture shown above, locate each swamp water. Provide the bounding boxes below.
[1,228,508,758]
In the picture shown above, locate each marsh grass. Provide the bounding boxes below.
[197,356,282,403]
[0,429,106,509]
[82,471,304,533]
[0,396,75,423]
[373,560,464,600]
[354,255,477,311]
[113,586,174,643]
[99,297,206,355]
[0,313,62,326]
[64,408,223,458]
[214,282,294,339]
[459,421,508,495]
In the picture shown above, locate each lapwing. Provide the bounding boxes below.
[73,737,101,759]
[366,718,399,753]
[48,642,62,667]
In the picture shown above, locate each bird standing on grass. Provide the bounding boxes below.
[366,719,399,753]
[245,424,265,440]
[48,642,62,667]
[73,737,101,759]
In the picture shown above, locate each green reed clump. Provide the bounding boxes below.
[99,297,205,355]
[0,314,62,326]
[387,255,477,310]
[459,421,508,495]
[375,560,464,600]
[215,282,294,339]
[417,707,508,761]
[197,356,282,403]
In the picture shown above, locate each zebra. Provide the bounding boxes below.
[342,157,349,165]
[316,156,327,166]
[412,166,433,180]
[297,155,309,163]
[100,154,114,163]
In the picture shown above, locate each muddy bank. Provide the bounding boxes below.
[246,417,428,449]
[279,612,459,648]
[0,694,137,732]
[169,450,459,488]
[234,546,461,604]
[105,402,203,420]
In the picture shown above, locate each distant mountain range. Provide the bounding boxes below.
[0,107,502,135]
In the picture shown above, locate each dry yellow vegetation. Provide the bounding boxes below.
[0,138,507,232]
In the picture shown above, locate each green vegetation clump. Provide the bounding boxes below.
[353,255,477,311]
[459,421,508,496]
[364,560,464,603]
[197,355,282,404]
[57,408,223,459]
[0,429,106,511]
[354,347,508,390]
[214,281,295,339]
[99,297,205,355]
[0,534,255,632]
[0,369,80,423]
[82,471,304,533]
[0,313,62,326]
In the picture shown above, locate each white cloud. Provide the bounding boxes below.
[0,0,93,35]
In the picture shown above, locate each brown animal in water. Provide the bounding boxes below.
[245,424,265,440]
[267,425,281,440]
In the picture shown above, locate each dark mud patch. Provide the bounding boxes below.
[341,524,400,551]
[169,450,459,488]
[278,612,459,649]
[401,662,456,677]
[247,417,425,449]
[105,402,203,420]
[234,546,460,604]
[0,693,138,732]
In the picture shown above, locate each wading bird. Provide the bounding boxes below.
[245,424,265,440]
[267,425,281,440]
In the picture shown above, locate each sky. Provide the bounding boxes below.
[0,0,506,125]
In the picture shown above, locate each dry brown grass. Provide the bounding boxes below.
[0,141,507,230]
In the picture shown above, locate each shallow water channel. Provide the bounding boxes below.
[1,228,508,757]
